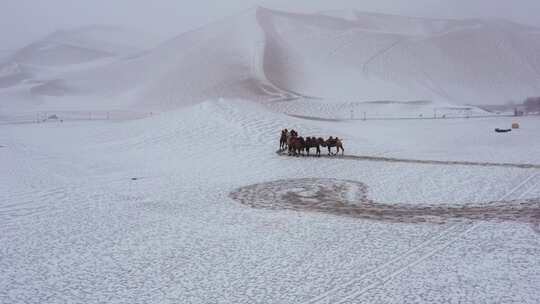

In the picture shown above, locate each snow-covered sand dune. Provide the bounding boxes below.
[0,26,161,110]
[258,8,540,104]
[10,25,160,67]
[1,7,540,116]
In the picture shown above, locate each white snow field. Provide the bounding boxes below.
[1,6,540,304]
[1,99,540,304]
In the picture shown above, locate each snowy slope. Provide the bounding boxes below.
[8,25,160,67]
[259,8,540,104]
[0,26,161,103]
[320,10,483,36]
[1,7,539,116]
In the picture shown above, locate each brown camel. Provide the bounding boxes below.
[325,137,344,156]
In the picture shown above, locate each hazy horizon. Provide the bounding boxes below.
[2,0,540,50]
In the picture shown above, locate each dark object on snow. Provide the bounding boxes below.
[279,129,288,151]
[325,136,345,156]
[305,137,325,157]
[288,135,305,156]
[495,128,512,133]
[131,177,139,181]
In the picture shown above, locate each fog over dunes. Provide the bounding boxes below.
[1,7,539,114]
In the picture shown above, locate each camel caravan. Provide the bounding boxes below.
[279,129,344,157]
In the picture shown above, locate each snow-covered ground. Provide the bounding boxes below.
[2,5,540,303]
[1,99,539,303]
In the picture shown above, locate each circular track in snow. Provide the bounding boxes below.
[230,178,540,227]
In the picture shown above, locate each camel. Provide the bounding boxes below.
[325,137,344,156]
[288,136,305,156]
[305,137,325,157]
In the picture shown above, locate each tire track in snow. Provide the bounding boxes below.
[300,172,540,304]
[302,223,473,304]
[337,171,540,303]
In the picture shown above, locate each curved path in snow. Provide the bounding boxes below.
[275,150,540,170]
[230,178,540,226]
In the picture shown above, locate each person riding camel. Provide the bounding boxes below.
[280,129,290,151]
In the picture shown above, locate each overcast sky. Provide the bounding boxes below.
[2,0,540,50]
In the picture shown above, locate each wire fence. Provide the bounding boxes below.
[1,108,536,126]
[0,110,154,125]
[287,111,533,122]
